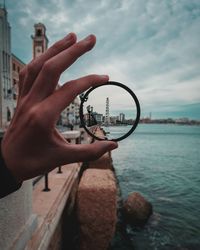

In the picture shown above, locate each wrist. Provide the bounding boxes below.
[0,138,22,198]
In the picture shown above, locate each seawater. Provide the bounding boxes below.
[110,124,200,250]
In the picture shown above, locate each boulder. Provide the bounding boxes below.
[123,192,153,226]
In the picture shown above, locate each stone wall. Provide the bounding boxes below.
[77,169,117,250]
[76,133,118,250]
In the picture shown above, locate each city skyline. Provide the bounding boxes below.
[3,0,200,120]
[82,84,138,120]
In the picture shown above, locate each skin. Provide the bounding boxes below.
[1,33,118,183]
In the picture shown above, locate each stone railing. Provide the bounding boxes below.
[76,126,118,250]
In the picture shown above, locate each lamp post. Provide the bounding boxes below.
[86,105,94,127]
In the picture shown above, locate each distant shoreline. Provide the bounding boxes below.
[139,122,200,126]
[139,118,200,126]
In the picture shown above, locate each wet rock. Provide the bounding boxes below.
[123,192,153,226]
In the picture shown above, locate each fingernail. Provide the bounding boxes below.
[84,34,93,43]
[108,142,118,150]
[65,33,74,40]
[100,75,109,80]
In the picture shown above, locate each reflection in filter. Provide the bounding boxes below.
[85,105,97,127]
[80,82,140,141]
[84,99,136,140]
[82,83,139,141]
[84,97,136,127]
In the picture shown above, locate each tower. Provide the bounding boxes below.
[119,113,125,123]
[105,97,110,126]
[0,6,13,129]
[31,23,48,59]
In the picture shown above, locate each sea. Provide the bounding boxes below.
[109,124,200,250]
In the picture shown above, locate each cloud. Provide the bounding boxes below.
[6,0,200,118]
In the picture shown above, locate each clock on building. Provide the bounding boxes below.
[31,23,48,59]
[35,46,43,57]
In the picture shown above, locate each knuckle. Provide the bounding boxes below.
[28,108,44,128]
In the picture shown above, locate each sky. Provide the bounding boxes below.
[3,0,200,119]
[83,84,138,119]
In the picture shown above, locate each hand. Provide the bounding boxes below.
[1,33,118,182]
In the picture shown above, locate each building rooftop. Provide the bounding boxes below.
[12,53,26,65]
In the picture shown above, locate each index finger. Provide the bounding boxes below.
[40,74,109,123]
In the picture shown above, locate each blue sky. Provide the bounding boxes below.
[3,0,200,119]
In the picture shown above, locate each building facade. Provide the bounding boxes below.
[119,112,125,123]
[93,112,103,124]
[12,53,25,101]
[0,7,13,129]
[62,97,80,126]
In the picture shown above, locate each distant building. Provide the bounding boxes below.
[110,116,119,124]
[62,97,80,126]
[119,113,125,123]
[31,23,48,59]
[93,112,103,124]
[12,53,25,101]
[175,118,189,124]
[0,7,14,129]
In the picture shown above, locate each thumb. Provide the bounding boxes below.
[66,141,118,163]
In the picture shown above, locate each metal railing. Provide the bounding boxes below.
[41,131,81,192]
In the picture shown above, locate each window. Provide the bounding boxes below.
[36,29,42,36]
[17,66,20,73]
[7,107,11,122]
[13,63,16,71]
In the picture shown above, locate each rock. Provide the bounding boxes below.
[123,192,153,226]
